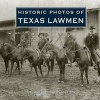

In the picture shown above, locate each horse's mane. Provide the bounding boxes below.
[3,43,14,47]
[42,41,61,51]
[2,43,15,51]
[64,34,75,47]
[24,48,35,53]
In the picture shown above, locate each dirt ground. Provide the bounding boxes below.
[0,60,100,100]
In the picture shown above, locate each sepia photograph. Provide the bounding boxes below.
[0,0,100,100]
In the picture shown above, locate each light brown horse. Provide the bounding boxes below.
[22,48,44,80]
[0,43,23,74]
[64,39,91,85]
[84,33,100,83]
[41,42,68,82]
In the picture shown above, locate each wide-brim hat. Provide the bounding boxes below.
[38,33,44,37]
[89,26,95,30]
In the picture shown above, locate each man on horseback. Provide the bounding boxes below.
[63,32,76,66]
[38,33,47,50]
[84,26,99,69]
[9,36,16,46]
[37,33,48,64]
[19,35,28,48]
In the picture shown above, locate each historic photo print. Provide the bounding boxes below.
[0,0,100,100]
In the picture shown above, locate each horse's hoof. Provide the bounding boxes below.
[42,76,44,78]
[58,80,61,83]
[41,78,44,81]
[94,80,97,83]
[96,77,100,83]
[86,85,90,88]
[61,81,65,83]
[80,84,84,87]
[45,75,49,78]
[10,73,13,75]
[35,78,38,81]
[5,71,9,75]
[29,71,32,74]
[94,67,97,70]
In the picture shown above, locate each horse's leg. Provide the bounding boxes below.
[38,64,43,78]
[62,62,66,83]
[51,59,54,76]
[96,62,100,83]
[4,59,7,73]
[4,59,9,74]
[46,60,50,77]
[11,60,14,74]
[85,65,89,84]
[79,66,84,85]
[58,62,62,83]
[20,60,23,69]
[28,59,33,73]
[34,66,39,80]
[16,60,20,74]
[7,60,9,74]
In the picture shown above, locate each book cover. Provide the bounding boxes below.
[0,0,100,100]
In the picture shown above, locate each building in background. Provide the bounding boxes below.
[0,8,100,48]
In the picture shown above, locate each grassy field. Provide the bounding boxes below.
[0,60,100,100]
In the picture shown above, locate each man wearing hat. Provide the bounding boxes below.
[63,32,76,67]
[9,36,16,46]
[38,33,47,50]
[84,26,99,68]
[19,35,28,48]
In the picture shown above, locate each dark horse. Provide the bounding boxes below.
[38,40,55,77]
[0,43,23,74]
[64,37,91,85]
[22,48,43,80]
[41,42,68,82]
[84,33,100,83]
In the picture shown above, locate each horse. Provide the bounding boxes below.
[0,43,23,74]
[21,48,44,80]
[0,46,10,74]
[84,33,100,83]
[64,38,91,85]
[41,42,68,82]
[38,40,55,77]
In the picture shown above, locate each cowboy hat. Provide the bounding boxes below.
[38,33,44,37]
[89,26,95,30]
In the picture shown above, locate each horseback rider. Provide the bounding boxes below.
[18,35,28,48]
[17,35,28,63]
[38,33,47,51]
[63,32,76,66]
[84,26,99,68]
[20,35,28,48]
[9,36,16,46]
[37,33,50,67]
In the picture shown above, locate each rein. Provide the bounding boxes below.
[5,47,17,56]
[41,33,64,53]
[72,48,84,53]
[23,49,41,59]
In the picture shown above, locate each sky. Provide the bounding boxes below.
[0,0,100,21]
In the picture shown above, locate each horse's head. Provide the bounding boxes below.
[0,43,8,56]
[64,37,76,52]
[0,43,14,56]
[41,41,54,54]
